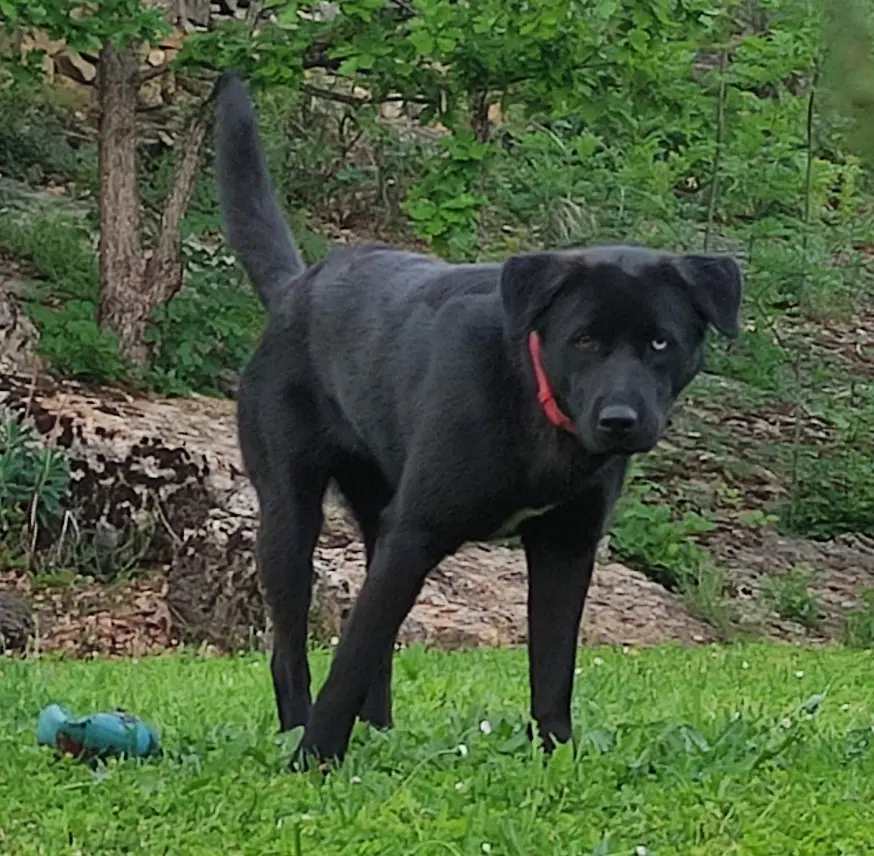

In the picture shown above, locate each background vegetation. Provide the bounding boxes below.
[3,0,874,637]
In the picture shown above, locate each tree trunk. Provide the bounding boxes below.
[96,40,149,366]
[96,36,212,369]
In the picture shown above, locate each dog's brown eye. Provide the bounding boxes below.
[575,334,598,353]
[651,338,669,352]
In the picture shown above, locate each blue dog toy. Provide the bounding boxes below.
[37,704,161,761]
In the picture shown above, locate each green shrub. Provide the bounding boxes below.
[0,417,70,539]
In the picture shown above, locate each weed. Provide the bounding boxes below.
[610,483,716,591]
[0,417,70,540]
[146,239,263,396]
[843,588,874,649]
[0,214,98,302]
[761,566,822,629]
[0,83,96,189]
[682,563,738,638]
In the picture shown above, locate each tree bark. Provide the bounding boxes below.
[142,102,212,309]
[96,40,149,366]
[96,35,212,368]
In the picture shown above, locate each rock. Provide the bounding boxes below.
[0,366,714,652]
[160,31,185,52]
[0,280,45,374]
[0,593,34,654]
[54,52,97,85]
[139,77,166,110]
[19,32,66,57]
[178,0,212,26]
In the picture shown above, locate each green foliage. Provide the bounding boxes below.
[0,0,168,57]
[610,483,717,591]
[761,566,822,629]
[0,84,95,188]
[0,213,98,302]
[0,417,70,538]
[402,131,490,257]
[146,242,264,396]
[3,646,874,853]
[29,300,130,384]
[781,386,874,540]
[682,564,738,638]
[843,588,874,649]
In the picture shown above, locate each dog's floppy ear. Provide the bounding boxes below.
[500,252,572,331]
[672,254,743,338]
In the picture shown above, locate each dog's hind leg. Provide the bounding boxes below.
[333,464,395,730]
[253,454,329,733]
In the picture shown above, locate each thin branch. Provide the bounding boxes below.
[788,61,820,529]
[142,98,213,306]
[703,50,727,252]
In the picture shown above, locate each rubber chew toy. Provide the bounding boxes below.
[37,703,161,761]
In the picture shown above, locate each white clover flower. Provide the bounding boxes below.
[457,743,469,758]
[593,657,604,667]
[479,720,492,735]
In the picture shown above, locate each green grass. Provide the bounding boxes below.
[2,645,874,855]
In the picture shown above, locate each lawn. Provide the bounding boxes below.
[1,644,872,856]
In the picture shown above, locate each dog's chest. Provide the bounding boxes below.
[489,505,557,540]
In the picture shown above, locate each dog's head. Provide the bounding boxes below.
[500,245,742,455]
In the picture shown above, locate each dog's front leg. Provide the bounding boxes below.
[520,485,620,751]
[292,523,451,769]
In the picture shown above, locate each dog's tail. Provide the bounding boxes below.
[213,71,305,312]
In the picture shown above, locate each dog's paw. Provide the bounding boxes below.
[288,735,343,775]
[527,718,573,753]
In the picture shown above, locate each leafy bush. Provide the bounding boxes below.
[0,418,70,539]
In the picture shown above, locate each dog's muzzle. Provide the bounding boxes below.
[589,401,659,454]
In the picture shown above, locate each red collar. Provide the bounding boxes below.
[527,331,576,434]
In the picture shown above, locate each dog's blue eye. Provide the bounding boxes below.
[575,334,598,353]
[651,338,669,352]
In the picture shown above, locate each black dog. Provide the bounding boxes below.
[214,71,742,768]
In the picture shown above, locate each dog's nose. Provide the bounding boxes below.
[597,404,639,435]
